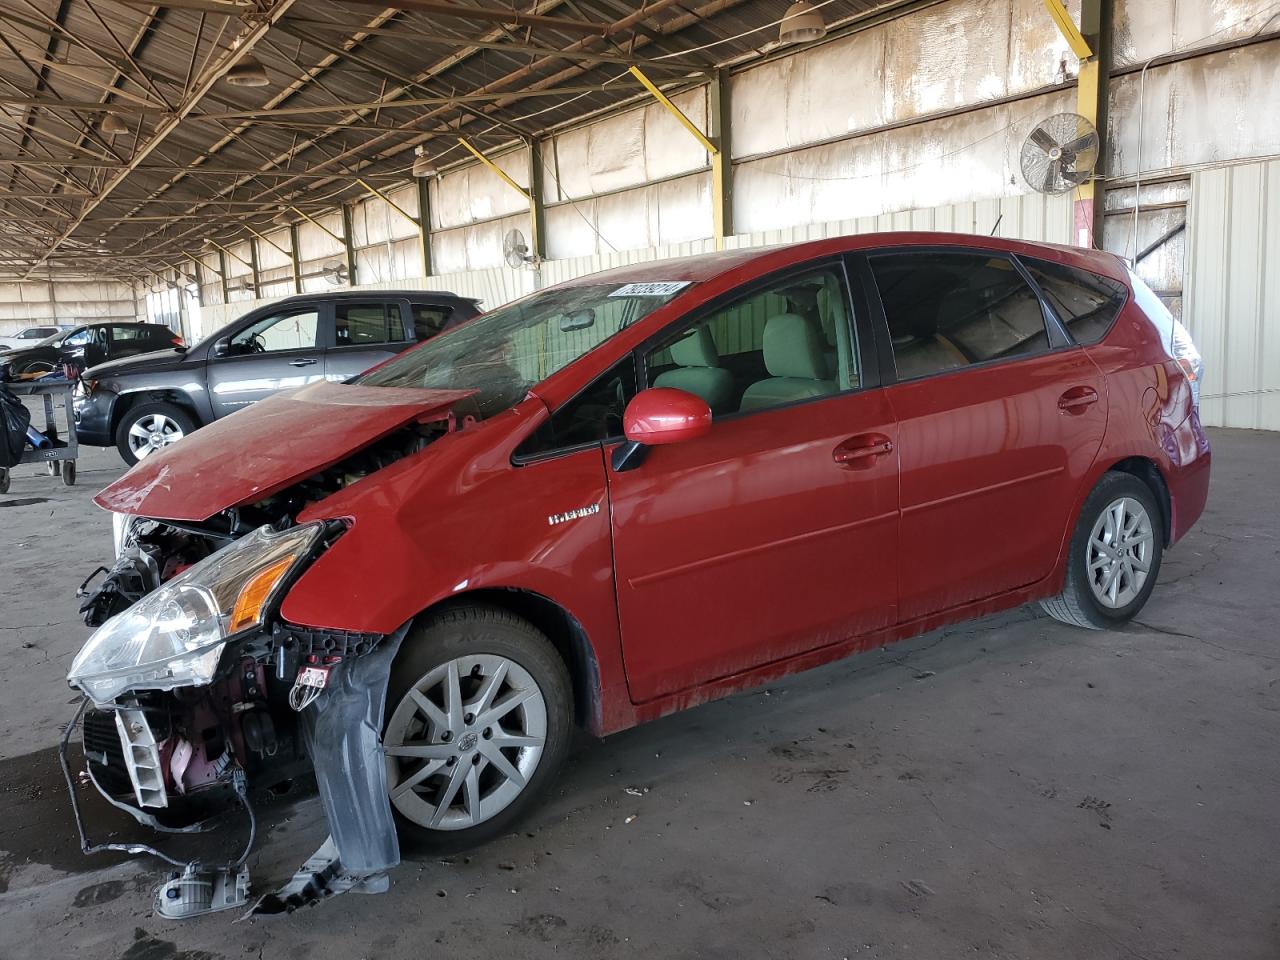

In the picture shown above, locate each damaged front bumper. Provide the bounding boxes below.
[61,621,411,918]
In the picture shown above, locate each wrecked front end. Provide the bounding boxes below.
[61,391,463,917]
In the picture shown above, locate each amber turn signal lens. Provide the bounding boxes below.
[228,556,295,633]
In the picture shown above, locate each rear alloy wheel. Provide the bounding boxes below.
[1041,472,1164,629]
[115,402,195,466]
[384,606,571,852]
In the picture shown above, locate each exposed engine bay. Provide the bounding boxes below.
[62,417,451,918]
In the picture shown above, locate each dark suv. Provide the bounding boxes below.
[0,322,181,379]
[75,290,480,464]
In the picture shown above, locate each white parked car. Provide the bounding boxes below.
[0,325,71,352]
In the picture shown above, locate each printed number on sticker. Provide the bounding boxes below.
[608,281,690,298]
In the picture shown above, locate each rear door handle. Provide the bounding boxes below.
[288,358,318,367]
[833,433,894,468]
[1058,385,1099,414]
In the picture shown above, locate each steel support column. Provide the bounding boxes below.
[341,203,357,287]
[527,137,547,261]
[416,177,433,277]
[248,235,261,298]
[1075,0,1113,248]
[216,248,228,303]
[289,223,303,294]
[708,69,732,244]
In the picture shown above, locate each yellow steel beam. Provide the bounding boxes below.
[628,66,718,156]
[457,138,531,202]
[356,177,420,227]
[1043,0,1093,59]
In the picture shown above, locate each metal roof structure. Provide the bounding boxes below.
[0,0,915,280]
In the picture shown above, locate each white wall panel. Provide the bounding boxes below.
[1185,159,1280,430]
[0,279,138,335]
[430,147,529,230]
[1112,0,1276,66]
[545,173,713,259]
[1107,41,1280,180]
[545,89,707,202]
[432,212,532,274]
[733,89,1074,233]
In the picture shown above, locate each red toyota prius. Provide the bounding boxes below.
[67,233,1209,893]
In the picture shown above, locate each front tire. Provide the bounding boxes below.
[1041,471,1164,629]
[383,605,572,853]
[115,402,195,466]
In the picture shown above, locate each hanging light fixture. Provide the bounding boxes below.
[412,146,437,178]
[778,0,826,44]
[101,112,128,137]
[225,52,269,87]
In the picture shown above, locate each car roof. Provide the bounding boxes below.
[567,231,1127,288]
[267,289,480,306]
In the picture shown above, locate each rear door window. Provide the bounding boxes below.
[1020,257,1127,344]
[410,304,456,342]
[334,302,406,347]
[869,251,1052,381]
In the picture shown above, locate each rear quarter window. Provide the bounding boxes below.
[1020,257,1127,345]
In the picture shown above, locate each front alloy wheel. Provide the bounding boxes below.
[128,412,185,460]
[115,402,196,466]
[383,606,572,851]
[384,654,547,831]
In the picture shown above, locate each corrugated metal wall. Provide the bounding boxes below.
[1185,158,1280,430]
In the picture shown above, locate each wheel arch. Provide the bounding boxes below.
[407,587,605,737]
[111,389,205,436]
[1103,455,1172,546]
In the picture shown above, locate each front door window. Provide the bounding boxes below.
[228,310,319,355]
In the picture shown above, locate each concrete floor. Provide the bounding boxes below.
[0,428,1276,960]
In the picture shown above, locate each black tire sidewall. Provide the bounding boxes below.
[1068,473,1165,626]
[384,606,573,853]
[115,402,195,466]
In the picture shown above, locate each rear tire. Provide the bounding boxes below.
[1041,471,1164,629]
[115,402,195,466]
[383,605,573,853]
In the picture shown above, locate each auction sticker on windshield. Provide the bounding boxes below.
[608,281,691,297]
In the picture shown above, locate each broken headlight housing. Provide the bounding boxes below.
[68,523,323,705]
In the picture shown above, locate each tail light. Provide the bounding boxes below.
[171,335,186,347]
[1169,319,1203,410]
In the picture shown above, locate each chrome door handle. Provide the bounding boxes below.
[1058,386,1099,413]
[833,434,894,467]
[288,358,318,367]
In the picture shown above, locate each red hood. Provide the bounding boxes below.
[95,380,475,521]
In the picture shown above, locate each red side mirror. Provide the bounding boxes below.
[623,387,712,446]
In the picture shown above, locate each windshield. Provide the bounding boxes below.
[357,280,690,418]
[35,329,73,347]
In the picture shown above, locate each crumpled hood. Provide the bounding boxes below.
[95,380,475,521]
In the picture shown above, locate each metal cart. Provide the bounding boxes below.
[0,378,78,493]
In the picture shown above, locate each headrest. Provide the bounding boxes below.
[669,325,720,368]
[763,313,828,380]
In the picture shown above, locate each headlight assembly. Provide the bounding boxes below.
[68,523,323,705]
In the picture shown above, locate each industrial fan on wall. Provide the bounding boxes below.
[1020,112,1100,195]
[503,228,539,269]
[321,261,349,286]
